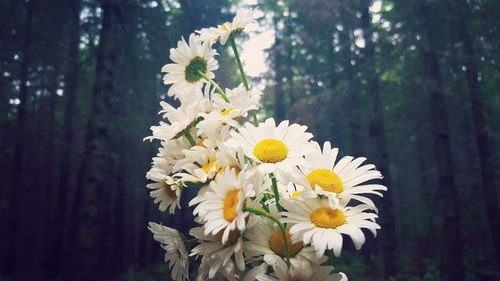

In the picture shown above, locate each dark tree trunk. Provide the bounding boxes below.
[456,1,500,269]
[0,0,19,40]
[49,1,81,278]
[284,14,296,106]
[139,196,151,266]
[274,31,285,122]
[96,179,113,278]
[360,1,397,278]
[4,0,33,276]
[39,64,60,279]
[112,170,125,274]
[419,3,465,281]
[70,0,121,279]
[338,8,363,156]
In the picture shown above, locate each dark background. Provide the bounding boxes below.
[0,0,499,280]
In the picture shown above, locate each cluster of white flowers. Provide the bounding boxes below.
[145,7,387,281]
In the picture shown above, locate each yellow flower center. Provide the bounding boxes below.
[162,182,177,199]
[310,207,346,228]
[253,139,288,163]
[269,229,303,258]
[221,22,233,31]
[291,191,302,198]
[217,166,241,176]
[201,160,217,174]
[223,190,240,222]
[306,169,343,193]
[196,138,206,147]
[221,108,234,116]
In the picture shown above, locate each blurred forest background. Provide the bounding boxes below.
[1,0,499,280]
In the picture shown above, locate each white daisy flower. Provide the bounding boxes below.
[244,211,322,278]
[146,140,189,213]
[195,119,232,145]
[148,223,189,281]
[189,168,256,244]
[196,84,261,138]
[244,258,347,281]
[197,8,257,45]
[173,138,245,184]
[216,145,253,177]
[178,142,249,182]
[215,84,262,118]
[145,98,211,142]
[197,257,239,281]
[190,226,246,278]
[162,33,218,99]
[225,118,314,176]
[196,110,240,141]
[177,78,215,105]
[278,181,306,200]
[176,147,219,183]
[146,172,182,214]
[294,141,387,211]
[281,197,380,257]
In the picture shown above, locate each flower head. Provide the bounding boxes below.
[281,197,380,257]
[244,258,347,281]
[148,223,189,281]
[145,98,212,142]
[295,141,387,211]
[146,140,189,213]
[190,168,257,244]
[244,209,322,278]
[197,8,257,45]
[225,118,314,177]
[190,226,247,280]
[162,34,218,100]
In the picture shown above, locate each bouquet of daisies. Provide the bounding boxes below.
[145,7,387,281]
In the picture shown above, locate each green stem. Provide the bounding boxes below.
[229,36,250,90]
[271,175,283,212]
[186,238,198,245]
[229,36,258,126]
[245,206,291,268]
[261,193,272,212]
[327,249,335,267]
[183,130,196,147]
[198,70,229,102]
[264,192,273,203]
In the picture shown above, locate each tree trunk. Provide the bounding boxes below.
[338,8,364,156]
[284,14,296,107]
[112,170,125,274]
[419,3,465,281]
[49,0,81,278]
[0,0,19,41]
[70,0,121,279]
[5,0,33,276]
[456,0,500,268]
[274,28,286,122]
[360,1,397,278]
[39,64,60,279]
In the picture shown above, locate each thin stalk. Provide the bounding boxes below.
[261,193,272,212]
[183,130,196,147]
[229,36,250,89]
[264,192,273,203]
[229,36,258,126]
[198,70,229,102]
[186,238,197,245]
[245,206,291,268]
[327,249,335,267]
[271,175,283,212]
